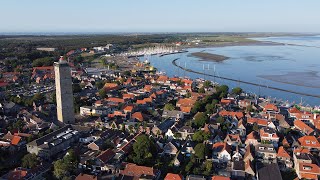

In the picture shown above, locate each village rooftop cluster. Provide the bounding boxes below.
[0,44,319,180]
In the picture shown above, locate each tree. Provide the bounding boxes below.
[218,85,229,94]
[99,88,107,98]
[32,93,45,102]
[216,116,225,124]
[131,135,156,165]
[192,130,210,142]
[253,123,259,132]
[164,103,175,111]
[198,87,205,93]
[246,105,254,112]
[194,143,205,160]
[232,87,243,95]
[54,159,70,179]
[22,153,38,169]
[72,83,82,93]
[32,57,55,67]
[203,160,213,176]
[53,150,78,179]
[194,112,208,128]
[95,80,105,89]
[51,91,56,103]
[13,119,25,131]
[123,71,131,76]
[203,80,212,88]
[205,103,215,114]
[185,161,194,173]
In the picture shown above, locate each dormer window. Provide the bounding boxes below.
[303,166,312,170]
[311,141,316,144]
[268,147,274,151]
[269,134,272,138]
[259,147,265,150]
[306,140,310,144]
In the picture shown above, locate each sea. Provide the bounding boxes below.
[139,36,320,106]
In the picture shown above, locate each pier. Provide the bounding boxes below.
[172,58,320,99]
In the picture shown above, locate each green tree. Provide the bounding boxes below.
[32,57,55,67]
[205,103,215,114]
[131,135,156,165]
[53,159,70,179]
[13,119,25,131]
[194,112,208,128]
[253,123,259,132]
[72,83,82,93]
[216,116,225,124]
[194,143,206,160]
[246,105,254,112]
[185,161,194,173]
[203,80,212,88]
[51,92,56,103]
[198,87,205,93]
[164,103,175,111]
[192,130,210,142]
[22,153,39,169]
[218,85,229,94]
[232,87,243,95]
[95,80,105,89]
[53,150,78,179]
[99,88,107,98]
[32,93,45,102]
[203,160,213,176]
[191,101,205,114]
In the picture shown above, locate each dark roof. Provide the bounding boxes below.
[158,119,175,131]
[233,160,245,171]
[257,163,282,180]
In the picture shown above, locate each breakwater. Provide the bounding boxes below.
[172,58,320,98]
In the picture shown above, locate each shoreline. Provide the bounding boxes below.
[182,40,285,49]
[171,58,320,99]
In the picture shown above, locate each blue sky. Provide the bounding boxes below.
[0,0,319,32]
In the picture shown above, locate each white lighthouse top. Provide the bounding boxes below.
[59,56,67,63]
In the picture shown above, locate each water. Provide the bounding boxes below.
[139,36,320,106]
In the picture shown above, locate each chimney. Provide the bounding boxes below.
[314,113,317,120]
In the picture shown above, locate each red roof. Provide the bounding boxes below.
[97,149,115,163]
[219,110,244,119]
[264,104,278,111]
[212,176,231,180]
[164,173,183,180]
[11,136,21,145]
[0,82,9,87]
[75,173,98,180]
[298,136,320,149]
[6,168,28,180]
[132,112,145,122]
[294,120,314,135]
[277,146,290,158]
[247,118,268,126]
[120,163,159,178]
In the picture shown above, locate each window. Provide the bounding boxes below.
[306,140,310,144]
[259,147,265,150]
[311,141,316,144]
[268,148,274,151]
[303,166,312,170]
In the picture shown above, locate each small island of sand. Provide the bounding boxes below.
[189,52,229,62]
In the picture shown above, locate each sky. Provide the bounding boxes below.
[0,0,319,33]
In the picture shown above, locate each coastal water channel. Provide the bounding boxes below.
[139,36,320,106]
